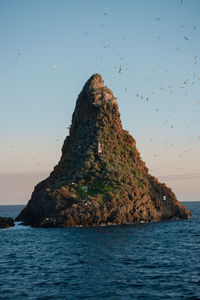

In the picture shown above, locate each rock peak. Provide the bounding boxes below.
[84,73,104,92]
[80,74,115,106]
[70,74,119,134]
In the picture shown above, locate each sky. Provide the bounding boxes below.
[1,0,200,204]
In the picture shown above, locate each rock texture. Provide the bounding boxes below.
[16,74,191,227]
[0,217,14,228]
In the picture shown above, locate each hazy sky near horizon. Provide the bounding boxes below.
[1,0,200,204]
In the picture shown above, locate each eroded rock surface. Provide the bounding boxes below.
[0,217,14,228]
[16,74,191,227]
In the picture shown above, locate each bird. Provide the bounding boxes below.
[53,64,57,69]
[184,36,189,41]
[16,52,21,58]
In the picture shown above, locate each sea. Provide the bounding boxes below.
[0,202,200,300]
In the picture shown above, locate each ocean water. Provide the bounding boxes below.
[0,202,200,300]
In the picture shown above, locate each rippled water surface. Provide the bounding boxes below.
[0,202,200,299]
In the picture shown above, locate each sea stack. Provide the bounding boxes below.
[16,74,191,227]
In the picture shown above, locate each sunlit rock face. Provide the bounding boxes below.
[16,74,191,227]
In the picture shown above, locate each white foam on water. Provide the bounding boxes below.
[10,221,32,230]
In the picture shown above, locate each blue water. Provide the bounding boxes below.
[0,202,200,299]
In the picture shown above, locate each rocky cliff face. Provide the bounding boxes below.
[0,217,14,228]
[16,74,191,227]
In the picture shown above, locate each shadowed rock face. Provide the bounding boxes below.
[16,74,191,227]
[0,217,14,228]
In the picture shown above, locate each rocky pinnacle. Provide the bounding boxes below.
[16,74,191,227]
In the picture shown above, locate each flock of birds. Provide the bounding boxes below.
[13,1,199,172]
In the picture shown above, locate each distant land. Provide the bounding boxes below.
[1,171,200,205]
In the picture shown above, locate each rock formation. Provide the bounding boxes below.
[16,74,191,227]
[0,217,14,228]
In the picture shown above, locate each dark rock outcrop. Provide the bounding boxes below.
[16,74,191,227]
[0,217,14,228]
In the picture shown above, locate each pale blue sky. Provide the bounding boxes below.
[1,0,200,203]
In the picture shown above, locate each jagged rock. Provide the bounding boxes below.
[0,217,14,228]
[16,74,191,227]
